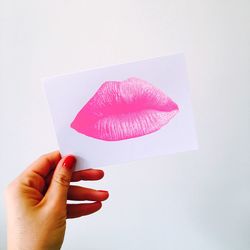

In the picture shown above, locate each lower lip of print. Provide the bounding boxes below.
[71,77,179,141]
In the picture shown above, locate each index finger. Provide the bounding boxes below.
[25,151,62,178]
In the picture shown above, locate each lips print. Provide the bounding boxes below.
[70,77,179,141]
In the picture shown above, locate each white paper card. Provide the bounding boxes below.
[43,54,198,170]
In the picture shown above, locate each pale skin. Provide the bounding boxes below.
[4,151,109,250]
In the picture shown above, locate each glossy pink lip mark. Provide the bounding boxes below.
[70,77,179,141]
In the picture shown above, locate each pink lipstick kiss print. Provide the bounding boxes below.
[70,77,179,141]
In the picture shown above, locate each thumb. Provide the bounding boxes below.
[45,155,76,206]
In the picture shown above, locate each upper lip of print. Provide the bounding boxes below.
[70,77,179,141]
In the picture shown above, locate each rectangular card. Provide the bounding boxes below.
[43,53,198,170]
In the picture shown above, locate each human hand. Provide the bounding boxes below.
[5,151,109,250]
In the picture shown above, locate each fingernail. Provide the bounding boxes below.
[63,155,76,170]
[98,190,109,194]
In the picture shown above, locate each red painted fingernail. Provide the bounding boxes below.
[98,190,109,194]
[62,155,76,170]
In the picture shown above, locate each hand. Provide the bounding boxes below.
[4,151,109,250]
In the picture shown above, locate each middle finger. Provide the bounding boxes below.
[67,185,109,201]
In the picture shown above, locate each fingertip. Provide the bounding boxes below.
[97,190,109,201]
[46,150,62,162]
[53,150,62,158]
[62,155,76,170]
[98,169,105,178]
[67,201,103,219]
[95,201,102,210]
[87,201,102,215]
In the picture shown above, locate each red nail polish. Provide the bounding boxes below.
[98,190,108,193]
[63,155,76,169]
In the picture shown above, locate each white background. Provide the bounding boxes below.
[0,1,249,249]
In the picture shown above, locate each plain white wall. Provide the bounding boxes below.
[0,0,249,249]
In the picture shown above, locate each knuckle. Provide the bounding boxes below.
[21,173,37,187]
[54,173,71,187]
[38,154,51,166]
